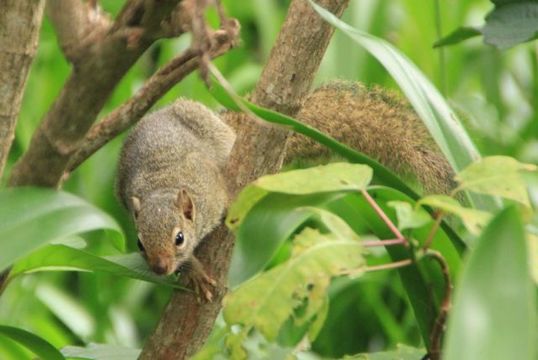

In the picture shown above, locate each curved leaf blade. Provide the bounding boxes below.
[0,325,64,360]
[0,187,124,271]
[10,245,184,289]
[444,206,536,360]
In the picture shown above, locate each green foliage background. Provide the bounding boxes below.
[1,0,537,359]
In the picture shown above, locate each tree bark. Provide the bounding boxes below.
[0,0,45,179]
[8,0,182,187]
[138,1,349,359]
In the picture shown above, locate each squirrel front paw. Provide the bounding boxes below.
[179,256,217,303]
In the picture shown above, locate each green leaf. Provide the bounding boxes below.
[349,344,427,359]
[61,343,140,360]
[9,245,184,289]
[254,163,372,194]
[444,207,536,360]
[387,200,432,231]
[0,187,124,272]
[0,325,64,360]
[229,192,344,287]
[223,221,365,357]
[419,195,492,235]
[484,2,538,50]
[433,26,482,48]
[455,155,536,206]
[227,163,372,231]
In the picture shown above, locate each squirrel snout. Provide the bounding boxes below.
[150,258,172,275]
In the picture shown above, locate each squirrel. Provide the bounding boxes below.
[117,80,454,300]
[117,99,235,301]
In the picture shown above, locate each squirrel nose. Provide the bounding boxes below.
[151,259,169,275]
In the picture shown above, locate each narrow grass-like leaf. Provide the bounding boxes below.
[0,187,124,271]
[444,206,536,360]
[0,325,64,360]
[9,245,184,289]
[61,343,140,360]
[433,26,482,48]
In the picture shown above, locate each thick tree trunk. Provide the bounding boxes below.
[138,1,350,359]
[0,0,45,178]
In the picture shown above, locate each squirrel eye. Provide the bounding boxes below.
[137,238,145,252]
[175,231,184,246]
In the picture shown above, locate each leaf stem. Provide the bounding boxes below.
[423,210,444,249]
[362,238,407,247]
[361,190,407,245]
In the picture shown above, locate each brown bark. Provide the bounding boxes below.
[8,0,182,187]
[138,1,350,359]
[0,0,45,178]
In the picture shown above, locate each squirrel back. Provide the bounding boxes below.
[117,99,235,275]
[283,81,456,194]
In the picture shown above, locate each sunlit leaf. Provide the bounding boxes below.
[444,206,536,360]
[254,163,372,194]
[419,195,492,235]
[387,200,432,231]
[455,156,536,206]
[0,325,64,360]
[0,187,124,272]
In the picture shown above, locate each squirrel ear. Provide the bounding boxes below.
[176,189,195,221]
[131,196,141,218]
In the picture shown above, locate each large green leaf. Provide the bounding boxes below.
[0,325,64,360]
[0,187,124,272]
[223,214,365,358]
[444,206,536,360]
[62,343,140,360]
[483,2,538,49]
[9,245,184,288]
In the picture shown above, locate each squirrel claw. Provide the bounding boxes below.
[181,256,217,303]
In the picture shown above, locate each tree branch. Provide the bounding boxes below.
[65,21,239,175]
[8,0,183,187]
[0,0,45,179]
[138,1,349,358]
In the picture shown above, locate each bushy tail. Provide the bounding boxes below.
[285,81,456,194]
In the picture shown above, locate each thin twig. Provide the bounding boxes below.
[425,249,452,360]
[362,238,407,247]
[360,189,407,244]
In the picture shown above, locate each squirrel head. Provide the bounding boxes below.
[131,189,197,275]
